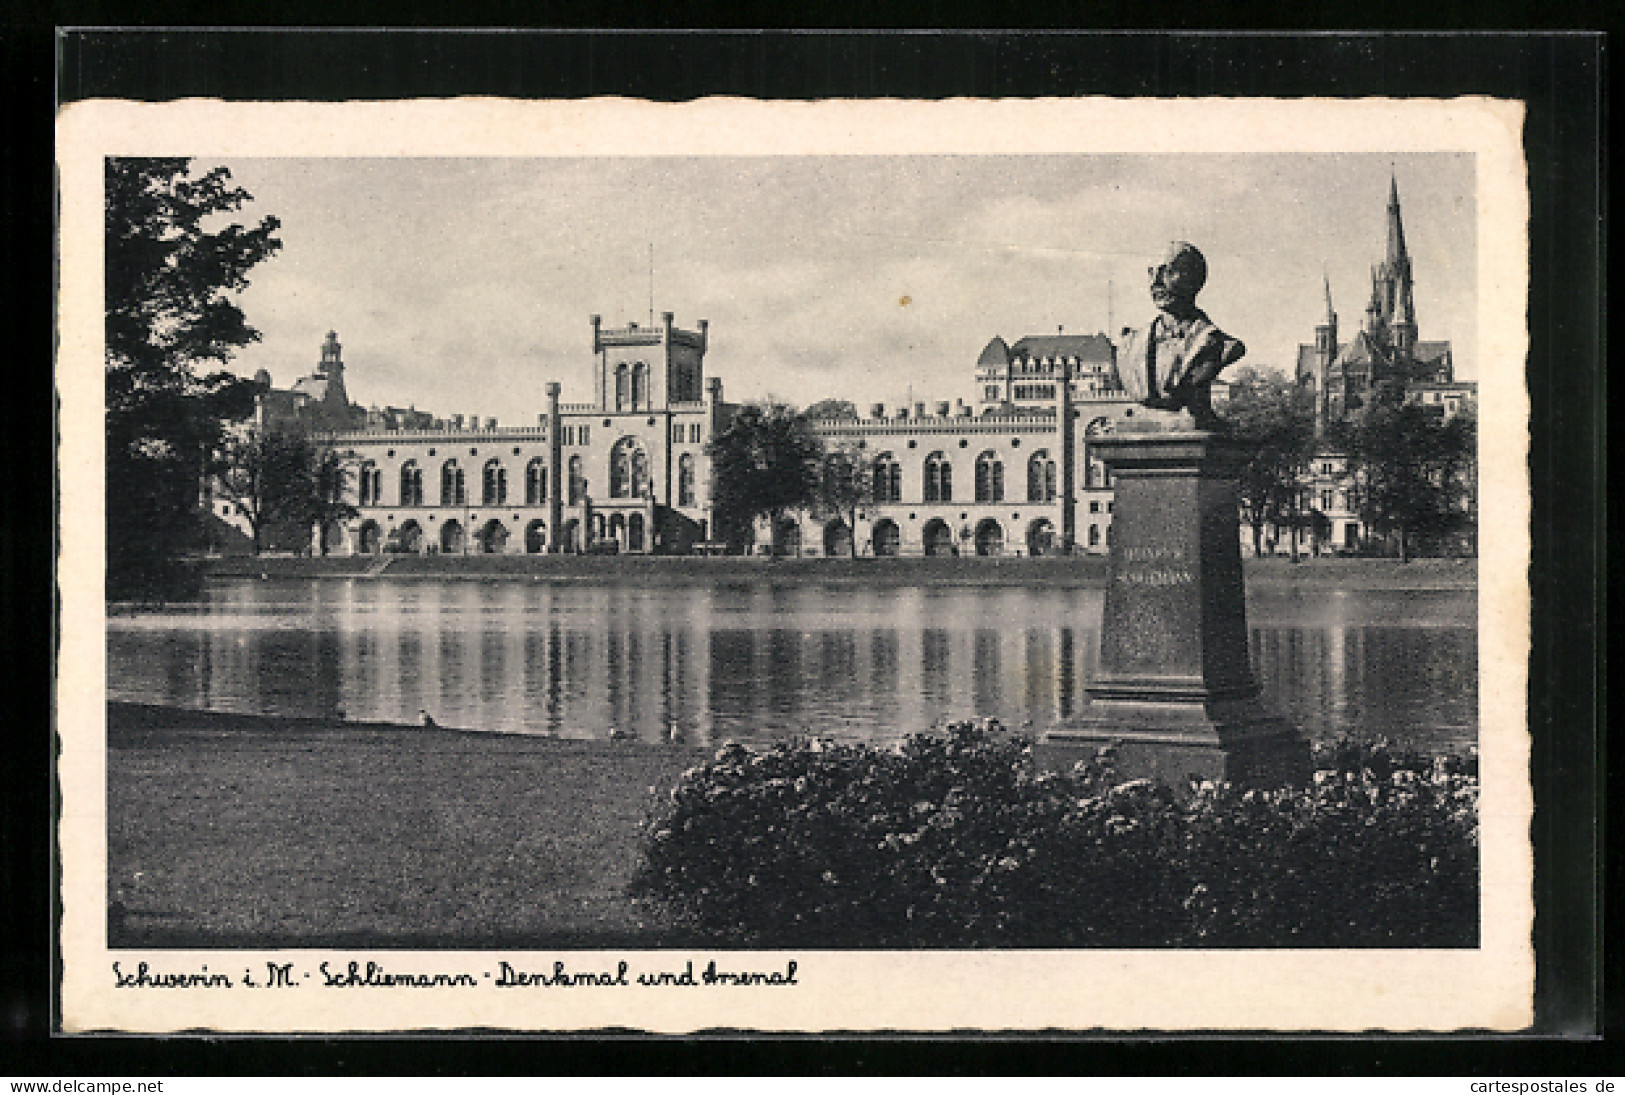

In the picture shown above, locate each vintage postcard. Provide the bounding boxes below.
[58,96,1531,1033]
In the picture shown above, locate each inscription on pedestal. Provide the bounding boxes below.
[1121,546,1193,587]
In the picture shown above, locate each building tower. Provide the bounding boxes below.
[1313,272,1337,438]
[1383,175,1419,359]
[591,312,709,413]
[1365,173,1419,364]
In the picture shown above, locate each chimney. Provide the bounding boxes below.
[914,402,926,419]
[452,414,464,429]
[870,403,886,418]
[486,417,497,430]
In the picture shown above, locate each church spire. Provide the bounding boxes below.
[1385,174,1418,359]
[1386,170,1409,266]
[1313,271,1338,441]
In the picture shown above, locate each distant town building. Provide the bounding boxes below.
[1266,175,1477,556]
[1297,175,1475,435]
[254,330,366,433]
[975,332,1118,413]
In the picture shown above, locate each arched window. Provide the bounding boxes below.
[400,461,423,506]
[482,459,507,505]
[1088,524,1101,548]
[678,453,696,507]
[359,462,379,505]
[440,460,465,506]
[974,450,1004,502]
[615,363,629,411]
[631,362,649,409]
[568,455,585,505]
[924,452,952,502]
[525,458,546,505]
[610,437,646,499]
[1027,450,1057,502]
[873,452,901,503]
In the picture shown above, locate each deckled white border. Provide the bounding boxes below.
[57,97,1532,1033]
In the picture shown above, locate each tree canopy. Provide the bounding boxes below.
[1223,366,1316,558]
[1343,381,1476,561]
[214,430,357,555]
[105,159,282,599]
[705,403,822,554]
[812,443,876,558]
[804,399,859,421]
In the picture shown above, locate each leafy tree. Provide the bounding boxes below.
[804,398,859,421]
[1344,381,1476,561]
[705,402,822,554]
[813,443,875,559]
[1223,367,1316,559]
[214,430,357,555]
[105,158,282,598]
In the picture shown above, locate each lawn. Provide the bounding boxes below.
[107,703,707,949]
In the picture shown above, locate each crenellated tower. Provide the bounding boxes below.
[591,311,709,412]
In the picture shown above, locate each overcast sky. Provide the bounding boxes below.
[217,152,1477,422]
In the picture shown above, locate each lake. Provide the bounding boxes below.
[107,578,1477,753]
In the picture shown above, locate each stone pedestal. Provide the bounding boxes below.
[1042,428,1310,789]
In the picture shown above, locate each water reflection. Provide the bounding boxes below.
[107,579,1477,751]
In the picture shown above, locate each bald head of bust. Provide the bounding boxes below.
[1148,241,1208,320]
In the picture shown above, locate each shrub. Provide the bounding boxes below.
[631,723,1478,948]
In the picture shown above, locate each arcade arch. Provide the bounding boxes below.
[922,518,955,556]
[871,519,901,557]
[974,518,1004,557]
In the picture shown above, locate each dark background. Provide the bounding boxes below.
[7,24,1608,1075]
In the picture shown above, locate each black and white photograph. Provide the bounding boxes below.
[57,94,1533,1033]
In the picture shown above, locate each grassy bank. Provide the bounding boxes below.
[197,552,1474,589]
[107,703,707,949]
[108,703,1477,951]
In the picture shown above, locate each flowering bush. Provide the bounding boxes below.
[632,724,1478,948]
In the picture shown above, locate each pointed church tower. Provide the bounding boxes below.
[1313,274,1337,439]
[1364,265,1384,337]
[1384,174,1419,360]
[1385,173,1409,269]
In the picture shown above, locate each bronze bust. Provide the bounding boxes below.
[1114,242,1246,429]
